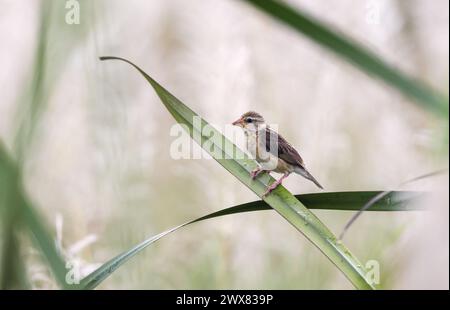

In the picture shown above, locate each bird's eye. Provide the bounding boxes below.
[245,117,253,123]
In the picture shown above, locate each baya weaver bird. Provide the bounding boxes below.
[232,111,323,196]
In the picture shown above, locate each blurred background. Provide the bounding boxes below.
[0,0,448,289]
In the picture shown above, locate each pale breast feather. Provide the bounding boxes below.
[245,130,258,158]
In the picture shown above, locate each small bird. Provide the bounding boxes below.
[232,111,323,196]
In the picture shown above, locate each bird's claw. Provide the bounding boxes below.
[262,181,281,197]
[250,168,263,180]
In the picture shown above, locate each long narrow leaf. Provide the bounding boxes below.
[98,56,376,289]
[79,190,423,289]
[339,169,447,239]
[0,143,69,289]
[0,150,28,289]
[243,0,448,116]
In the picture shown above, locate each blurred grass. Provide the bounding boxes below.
[13,0,94,160]
[79,189,422,289]
[12,2,50,161]
[1,2,53,289]
[0,145,28,289]
[244,0,448,117]
[0,143,69,288]
[1,0,94,289]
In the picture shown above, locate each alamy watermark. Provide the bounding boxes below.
[65,0,80,25]
[365,259,381,285]
[169,116,279,167]
[65,260,81,285]
[365,0,381,25]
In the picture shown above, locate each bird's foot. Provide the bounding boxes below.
[262,173,290,197]
[250,168,265,180]
[262,180,281,197]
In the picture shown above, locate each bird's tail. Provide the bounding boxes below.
[295,167,324,189]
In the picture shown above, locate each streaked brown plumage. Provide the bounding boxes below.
[232,111,323,196]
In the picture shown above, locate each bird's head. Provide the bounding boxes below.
[232,111,265,131]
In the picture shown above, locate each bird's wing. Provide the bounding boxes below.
[264,127,305,168]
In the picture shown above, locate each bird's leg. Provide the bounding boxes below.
[250,167,267,180]
[263,172,290,197]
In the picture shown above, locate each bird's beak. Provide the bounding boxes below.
[232,118,244,127]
